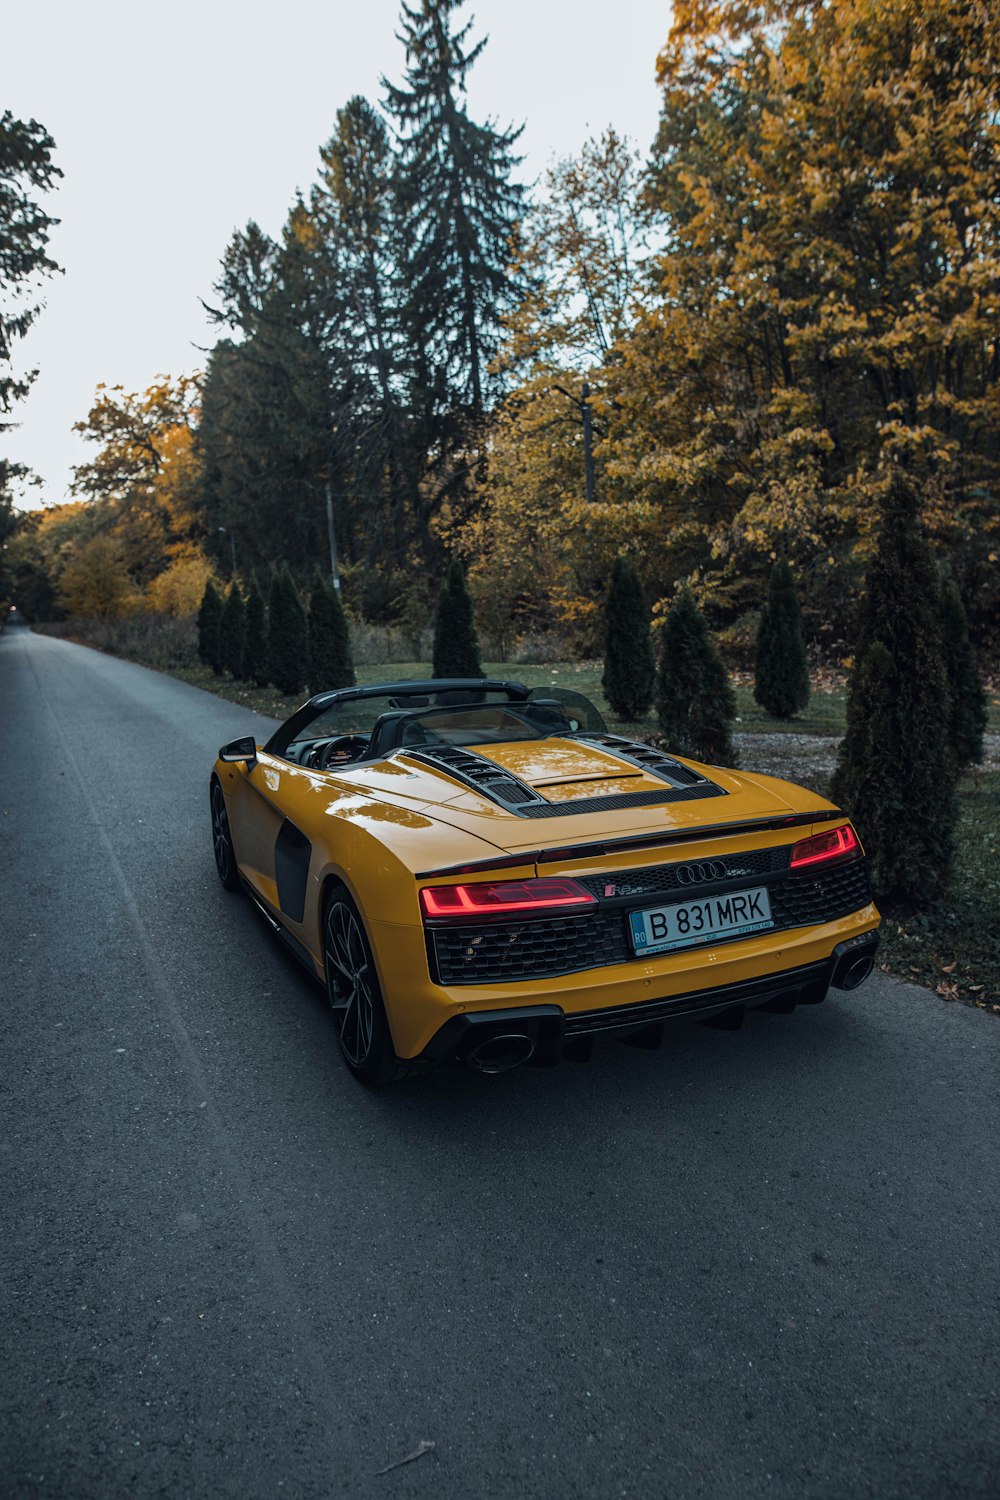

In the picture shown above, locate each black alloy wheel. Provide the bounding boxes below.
[211,781,240,890]
[322,890,401,1085]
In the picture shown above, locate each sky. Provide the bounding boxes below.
[2,0,673,510]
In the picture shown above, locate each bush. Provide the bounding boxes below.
[35,613,197,669]
[433,558,482,678]
[602,557,655,720]
[59,535,137,619]
[939,564,987,771]
[308,573,355,691]
[655,585,736,763]
[219,582,246,678]
[241,573,268,685]
[144,554,213,618]
[197,578,223,674]
[754,559,810,718]
[831,473,955,907]
[267,566,308,697]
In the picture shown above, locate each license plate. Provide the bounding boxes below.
[628,885,773,955]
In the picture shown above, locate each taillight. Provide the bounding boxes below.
[420,877,596,919]
[790,824,860,869]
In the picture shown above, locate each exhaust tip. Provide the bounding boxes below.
[830,931,880,992]
[465,1033,536,1075]
[836,955,875,991]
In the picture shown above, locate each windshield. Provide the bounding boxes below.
[399,700,574,749]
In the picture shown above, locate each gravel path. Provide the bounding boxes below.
[735,730,1000,781]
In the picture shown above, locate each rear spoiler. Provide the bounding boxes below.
[415,808,845,880]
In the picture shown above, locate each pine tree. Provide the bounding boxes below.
[384,0,525,423]
[311,98,412,570]
[267,566,308,696]
[219,582,246,678]
[433,558,482,678]
[197,578,223,674]
[308,572,355,691]
[602,557,654,720]
[938,564,987,773]
[198,211,333,584]
[241,572,268,685]
[655,586,735,763]
[754,559,810,719]
[831,473,955,907]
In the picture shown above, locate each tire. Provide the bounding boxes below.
[322,887,405,1086]
[210,780,240,890]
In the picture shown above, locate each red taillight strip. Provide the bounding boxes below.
[420,877,597,920]
[790,824,860,869]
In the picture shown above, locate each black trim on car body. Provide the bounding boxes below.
[417,950,868,1065]
[274,819,312,923]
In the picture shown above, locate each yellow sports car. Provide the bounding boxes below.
[210,679,879,1084]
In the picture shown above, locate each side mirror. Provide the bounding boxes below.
[219,735,257,765]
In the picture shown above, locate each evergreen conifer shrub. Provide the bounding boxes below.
[308,573,355,692]
[602,557,655,720]
[655,586,736,763]
[939,565,987,771]
[197,578,223,675]
[831,473,955,907]
[267,567,308,696]
[433,559,482,678]
[219,582,246,678]
[754,559,810,718]
[241,573,268,685]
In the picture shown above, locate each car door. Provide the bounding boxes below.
[225,750,287,911]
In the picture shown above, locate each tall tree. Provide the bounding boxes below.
[433,557,481,677]
[938,565,987,773]
[613,0,1000,637]
[602,556,654,720]
[754,560,810,720]
[71,375,202,585]
[0,112,61,420]
[197,209,332,583]
[447,131,657,653]
[241,572,269,686]
[311,97,415,583]
[831,473,955,907]
[308,572,355,691]
[384,0,526,426]
[197,578,223,674]
[655,586,735,764]
[219,582,246,678]
[268,566,308,696]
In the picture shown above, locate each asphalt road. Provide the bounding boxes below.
[2,622,998,1500]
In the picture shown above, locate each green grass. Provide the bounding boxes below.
[876,774,1000,1015]
[160,656,1000,1012]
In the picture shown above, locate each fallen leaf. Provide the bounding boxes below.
[935,983,959,1001]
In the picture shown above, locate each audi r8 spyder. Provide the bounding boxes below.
[210,678,880,1084]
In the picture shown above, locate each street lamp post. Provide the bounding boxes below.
[553,381,596,503]
[325,484,341,593]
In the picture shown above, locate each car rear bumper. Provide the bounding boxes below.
[417,929,880,1071]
